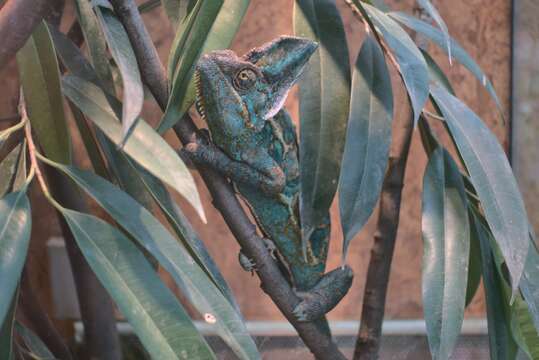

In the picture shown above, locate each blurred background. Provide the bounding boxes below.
[2,0,537,358]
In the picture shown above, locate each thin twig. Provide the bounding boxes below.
[109,0,346,358]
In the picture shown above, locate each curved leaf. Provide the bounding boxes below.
[158,0,250,133]
[472,211,518,360]
[134,166,240,311]
[61,209,215,359]
[520,241,539,333]
[95,4,143,138]
[511,293,539,360]
[294,0,351,244]
[339,35,393,257]
[421,49,454,94]
[431,85,529,294]
[0,191,31,327]
[422,147,469,360]
[62,75,206,223]
[416,0,452,63]
[0,144,23,198]
[73,0,115,89]
[363,4,429,125]
[15,322,57,360]
[390,12,504,119]
[465,214,482,306]
[47,161,258,360]
[0,289,18,360]
[16,22,71,164]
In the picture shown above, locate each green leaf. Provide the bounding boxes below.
[95,5,143,138]
[62,75,206,223]
[472,211,518,360]
[416,0,452,63]
[390,12,504,120]
[431,85,529,294]
[339,35,392,256]
[0,291,18,360]
[61,209,215,359]
[294,0,351,244]
[421,147,469,360]
[465,212,482,306]
[0,191,31,327]
[73,0,115,90]
[15,322,57,360]
[161,0,196,29]
[421,49,454,94]
[47,162,259,360]
[16,22,71,164]
[0,144,23,197]
[158,0,250,133]
[520,241,539,332]
[363,4,429,125]
[134,166,241,311]
[511,292,539,359]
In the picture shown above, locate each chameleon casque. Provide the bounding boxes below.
[183,36,353,322]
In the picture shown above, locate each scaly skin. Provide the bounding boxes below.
[184,36,353,321]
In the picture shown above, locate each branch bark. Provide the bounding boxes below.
[0,0,49,69]
[109,0,346,358]
[352,111,413,359]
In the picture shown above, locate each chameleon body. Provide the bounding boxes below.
[184,36,353,321]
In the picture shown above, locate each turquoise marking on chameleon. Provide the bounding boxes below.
[184,36,353,321]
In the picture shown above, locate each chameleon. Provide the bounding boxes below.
[182,36,353,322]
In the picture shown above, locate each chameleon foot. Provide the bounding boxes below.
[263,238,277,259]
[292,265,354,322]
[238,251,256,274]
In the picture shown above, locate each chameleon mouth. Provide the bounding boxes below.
[194,70,206,120]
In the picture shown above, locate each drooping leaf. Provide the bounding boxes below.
[362,4,429,125]
[158,0,251,133]
[61,209,215,359]
[0,144,23,198]
[465,212,482,306]
[62,75,206,223]
[134,165,240,311]
[339,35,392,257]
[46,161,258,360]
[520,241,539,332]
[0,291,18,360]
[472,211,519,360]
[421,147,469,360]
[0,191,31,327]
[95,4,144,139]
[390,12,504,120]
[431,85,529,294]
[73,0,115,90]
[416,0,452,63]
[421,49,454,94]
[294,0,351,245]
[15,322,57,360]
[511,292,539,360]
[17,22,71,164]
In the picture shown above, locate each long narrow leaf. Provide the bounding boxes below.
[158,0,250,133]
[363,4,429,125]
[61,209,216,359]
[0,191,31,327]
[17,22,71,164]
[472,211,518,360]
[0,291,18,360]
[431,85,529,294]
[390,12,504,119]
[0,144,23,197]
[422,147,469,360]
[294,0,351,244]
[520,241,539,332]
[416,0,452,63]
[62,75,206,223]
[47,161,259,360]
[95,4,143,138]
[339,35,392,257]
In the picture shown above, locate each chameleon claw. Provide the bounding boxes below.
[238,251,256,274]
[263,238,277,259]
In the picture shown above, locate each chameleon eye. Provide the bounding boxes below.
[233,68,257,90]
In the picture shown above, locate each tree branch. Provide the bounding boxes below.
[0,0,49,69]
[108,0,345,358]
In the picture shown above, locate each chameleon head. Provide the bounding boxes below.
[195,36,318,146]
